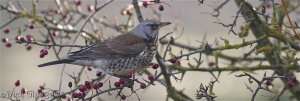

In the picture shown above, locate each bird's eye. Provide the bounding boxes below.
[148,23,158,30]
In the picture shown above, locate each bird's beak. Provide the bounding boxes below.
[159,22,171,28]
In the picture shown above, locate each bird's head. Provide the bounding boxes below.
[130,20,171,40]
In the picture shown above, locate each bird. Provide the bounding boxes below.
[38,20,171,76]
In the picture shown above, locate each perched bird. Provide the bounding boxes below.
[38,20,171,76]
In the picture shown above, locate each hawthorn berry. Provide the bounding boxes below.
[39,86,45,90]
[114,82,120,87]
[80,92,86,98]
[85,81,92,89]
[92,82,100,89]
[5,42,12,48]
[15,36,26,43]
[3,28,10,34]
[28,23,35,29]
[37,89,43,94]
[158,5,164,11]
[287,81,295,88]
[140,83,146,89]
[266,80,272,86]
[151,63,159,69]
[60,94,66,99]
[21,88,26,94]
[2,38,8,43]
[148,75,154,81]
[127,72,133,78]
[75,0,81,6]
[68,82,73,88]
[26,45,32,51]
[87,5,94,12]
[98,82,103,88]
[121,95,126,100]
[96,71,102,77]
[79,85,87,92]
[40,54,45,58]
[208,62,215,67]
[52,30,59,37]
[87,67,92,71]
[25,35,33,42]
[15,80,20,86]
[119,79,125,85]
[72,92,79,98]
[142,1,148,8]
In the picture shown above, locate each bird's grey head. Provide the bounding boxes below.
[130,20,171,40]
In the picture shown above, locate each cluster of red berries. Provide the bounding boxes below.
[14,80,27,95]
[1,37,12,48]
[39,48,48,58]
[142,1,165,11]
[37,86,46,97]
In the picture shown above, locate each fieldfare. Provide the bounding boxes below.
[38,20,171,76]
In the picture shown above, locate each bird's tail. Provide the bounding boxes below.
[38,59,75,67]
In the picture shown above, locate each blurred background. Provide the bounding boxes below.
[1,0,299,101]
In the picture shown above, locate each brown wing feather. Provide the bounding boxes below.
[68,33,146,60]
[107,33,146,54]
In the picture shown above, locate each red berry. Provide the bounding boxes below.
[5,42,12,48]
[87,67,92,71]
[28,23,35,29]
[92,83,100,89]
[25,35,33,42]
[60,94,66,99]
[127,72,133,78]
[142,1,148,7]
[3,28,10,34]
[72,92,79,98]
[119,79,125,85]
[26,45,32,51]
[21,88,26,94]
[96,71,102,77]
[151,63,159,69]
[208,62,215,67]
[68,82,72,88]
[287,81,295,88]
[39,86,45,90]
[75,0,81,6]
[40,49,48,55]
[80,92,86,98]
[85,81,92,89]
[79,85,87,92]
[16,36,26,43]
[266,80,272,86]
[158,5,164,11]
[87,5,94,12]
[114,82,120,87]
[148,75,155,81]
[140,83,146,89]
[37,89,43,94]
[15,80,20,86]
[39,54,45,58]
[121,95,126,100]
[98,82,103,87]
[52,30,59,37]
[2,38,8,43]
[168,57,178,64]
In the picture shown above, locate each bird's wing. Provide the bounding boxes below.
[68,33,146,59]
